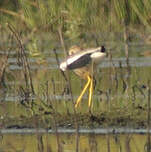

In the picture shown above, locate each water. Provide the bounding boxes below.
[1,45,151,151]
[4,54,151,102]
[1,45,151,110]
[0,128,150,152]
[1,45,151,105]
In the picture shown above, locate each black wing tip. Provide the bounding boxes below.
[100,46,105,52]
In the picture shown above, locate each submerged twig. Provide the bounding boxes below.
[0,54,8,102]
[147,80,151,152]
[119,61,127,93]
[108,48,116,90]
[53,48,68,82]
[37,135,44,152]
[0,55,8,87]
[123,24,129,64]
[45,81,62,152]
[107,133,111,152]
[51,77,56,95]
[132,84,146,103]
[125,135,132,152]
[7,23,35,96]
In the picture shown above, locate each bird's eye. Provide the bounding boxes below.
[101,46,105,52]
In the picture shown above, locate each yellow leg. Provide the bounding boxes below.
[75,75,91,108]
[88,77,93,107]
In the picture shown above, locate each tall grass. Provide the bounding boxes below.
[1,0,151,38]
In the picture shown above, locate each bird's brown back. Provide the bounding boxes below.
[69,45,82,55]
[68,45,96,80]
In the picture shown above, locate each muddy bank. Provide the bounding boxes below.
[1,108,147,129]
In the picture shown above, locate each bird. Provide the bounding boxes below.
[60,45,106,109]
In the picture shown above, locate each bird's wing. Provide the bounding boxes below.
[60,47,101,71]
[67,54,91,70]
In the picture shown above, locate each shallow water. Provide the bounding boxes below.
[0,128,150,152]
[3,54,151,102]
[1,128,151,134]
[0,45,151,114]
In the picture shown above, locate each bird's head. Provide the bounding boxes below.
[101,46,106,53]
[100,45,108,57]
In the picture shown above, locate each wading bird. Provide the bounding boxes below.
[60,45,106,108]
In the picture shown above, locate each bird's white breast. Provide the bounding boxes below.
[60,61,67,71]
[90,52,106,64]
